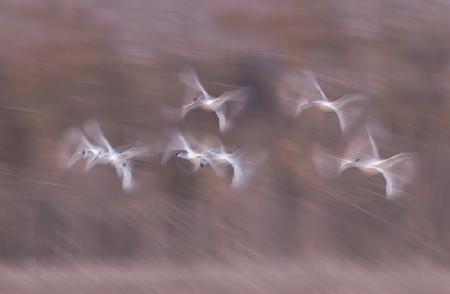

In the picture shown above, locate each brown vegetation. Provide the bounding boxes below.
[1,0,450,291]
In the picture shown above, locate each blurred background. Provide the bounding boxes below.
[2,0,450,292]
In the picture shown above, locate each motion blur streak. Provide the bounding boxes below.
[1,0,450,293]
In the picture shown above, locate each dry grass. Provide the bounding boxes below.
[1,259,449,293]
[0,2,450,288]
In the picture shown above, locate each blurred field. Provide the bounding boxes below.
[2,260,450,294]
[1,0,450,292]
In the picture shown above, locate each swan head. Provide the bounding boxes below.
[199,158,209,168]
[340,158,362,173]
[193,94,205,102]
[176,151,188,160]
[81,149,90,159]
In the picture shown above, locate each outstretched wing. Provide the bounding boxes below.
[201,138,229,176]
[230,148,266,189]
[228,148,247,188]
[303,70,327,101]
[295,101,320,116]
[62,128,89,168]
[180,98,203,118]
[366,126,380,159]
[217,87,249,103]
[375,153,416,199]
[212,137,226,154]
[220,87,249,114]
[204,148,244,185]
[277,69,327,117]
[161,131,191,165]
[332,93,368,133]
[66,152,83,168]
[215,109,229,132]
[341,128,379,168]
[83,120,116,155]
[121,146,149,160]
[180,68,208,98]
[229,157,244,188]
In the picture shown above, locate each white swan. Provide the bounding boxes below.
[179,69,249,132]
[280,70,367,133]
[161,130,210,171]
[84,120,149,192]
